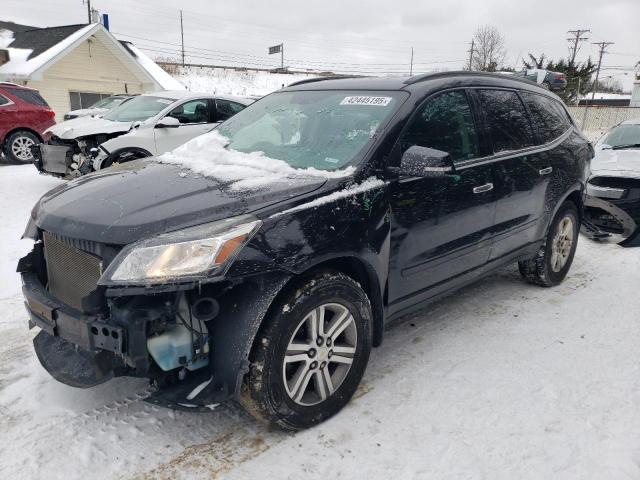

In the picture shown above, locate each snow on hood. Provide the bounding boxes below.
[156,131,356,191]
[592,148,640,179]
[46,116,133,139]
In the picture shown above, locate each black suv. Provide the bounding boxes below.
[19,72,592,430]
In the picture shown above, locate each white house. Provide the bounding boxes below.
[0,21,184,120]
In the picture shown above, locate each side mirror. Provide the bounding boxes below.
[155,116,180,129]
[396,146,454,177]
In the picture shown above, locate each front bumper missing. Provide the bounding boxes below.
[32,144,72,175]
[583,195,640,246]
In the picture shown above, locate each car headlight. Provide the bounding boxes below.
[99,215,261,285]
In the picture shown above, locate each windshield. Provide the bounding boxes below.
[217,90,407,170]
[600,124,640,149]
[103,96,173,122]
[91,96,126,110]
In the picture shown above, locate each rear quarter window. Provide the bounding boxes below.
[520,92,571,144]
[5,87,49,107]
[476,89,535,154]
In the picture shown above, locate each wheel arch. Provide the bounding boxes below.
[2,127,43,146]
[99,146,152,169]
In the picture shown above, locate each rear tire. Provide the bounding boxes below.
[519,201,579,287]
[239,271,372,430]
[4,130,39,164]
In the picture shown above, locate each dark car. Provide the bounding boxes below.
[18,72,592,430]
[583,119,640,246]
[0,82,55,163]
[514,69,568,92]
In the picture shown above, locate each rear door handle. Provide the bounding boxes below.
[539,167,553,175]
[473,183,494,194]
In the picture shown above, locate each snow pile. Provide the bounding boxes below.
[172,65,320,97]
[272,177,385,217]
[156,131,355,190]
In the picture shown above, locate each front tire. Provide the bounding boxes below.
[239,271,372,430]
[4,130,39,164]
[519,201,579,287]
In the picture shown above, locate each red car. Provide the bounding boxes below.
[0,82,56,163]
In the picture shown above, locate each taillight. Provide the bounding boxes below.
[46,110,56,120]
[558,74,566,80]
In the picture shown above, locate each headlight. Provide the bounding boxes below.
[99,215,261,285]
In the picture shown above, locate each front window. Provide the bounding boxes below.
[103,96,174,123]
[599,124,640,150]
[217,90,407,170]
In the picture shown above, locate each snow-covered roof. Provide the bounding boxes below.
[120,42,185,91]
[0,21,182,92]
[0,23,97,79]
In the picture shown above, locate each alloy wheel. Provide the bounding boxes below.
[550,215,574,272]
[11,136,35,161]
[282,303,357,406]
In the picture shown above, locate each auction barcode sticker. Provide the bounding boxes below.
[340,96,392,106]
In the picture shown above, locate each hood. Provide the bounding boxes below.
[32,160,327,245]
[45,116,133,139]
[66,107,109,118]
[591,149,640,179]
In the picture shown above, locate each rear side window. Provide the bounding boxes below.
[476,89,534,153]
[0,94,9,106]
[400,90,479,162]
[216,99,245,122]
[520,92,571,144]
[5,87,49,107]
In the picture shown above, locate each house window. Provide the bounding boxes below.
[69,91,113,110]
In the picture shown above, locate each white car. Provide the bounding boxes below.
[63,95,134,120]
[34,91,253,176]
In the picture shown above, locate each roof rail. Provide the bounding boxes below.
[287,75,365,87]
[403,70,526,85]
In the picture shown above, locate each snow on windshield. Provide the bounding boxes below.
[156,131,355,190]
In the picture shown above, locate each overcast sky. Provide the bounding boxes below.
[4,0,639,89]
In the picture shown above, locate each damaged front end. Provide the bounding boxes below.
[18,217,290,410]
[32,134,112,178]
[583,175,640,247]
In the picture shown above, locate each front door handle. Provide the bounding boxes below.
[473,183,494,194]
[539,166,553,175]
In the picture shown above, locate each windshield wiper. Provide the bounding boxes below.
[612,143,640,150]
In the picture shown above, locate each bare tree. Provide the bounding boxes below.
[471,25,507,72]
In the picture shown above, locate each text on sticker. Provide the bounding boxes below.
[340,96,392,106]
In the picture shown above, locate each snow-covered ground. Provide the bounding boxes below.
[1,164,639,480]
[173,65,320,97]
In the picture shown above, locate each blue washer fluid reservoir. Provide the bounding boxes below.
[147,323,209,372]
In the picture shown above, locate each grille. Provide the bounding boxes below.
[43,232,103,311]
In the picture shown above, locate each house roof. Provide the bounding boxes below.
[0,21,184,91]
[120,41,185,90]
[0,22,87,59]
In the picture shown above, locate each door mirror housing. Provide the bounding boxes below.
[397,146,454,177]
[155,116,180,129]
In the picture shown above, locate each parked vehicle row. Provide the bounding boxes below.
[63,94,135,120]
[33,91,253,176]
[19,72,592,430]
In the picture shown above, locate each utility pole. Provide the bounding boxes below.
[84,0,92,23]
[467,39,474,71]
[409,47,414,76]
[180,10,185,67]
[591,41,614,100]
[281,43,284,70]
[566,29,590,67]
